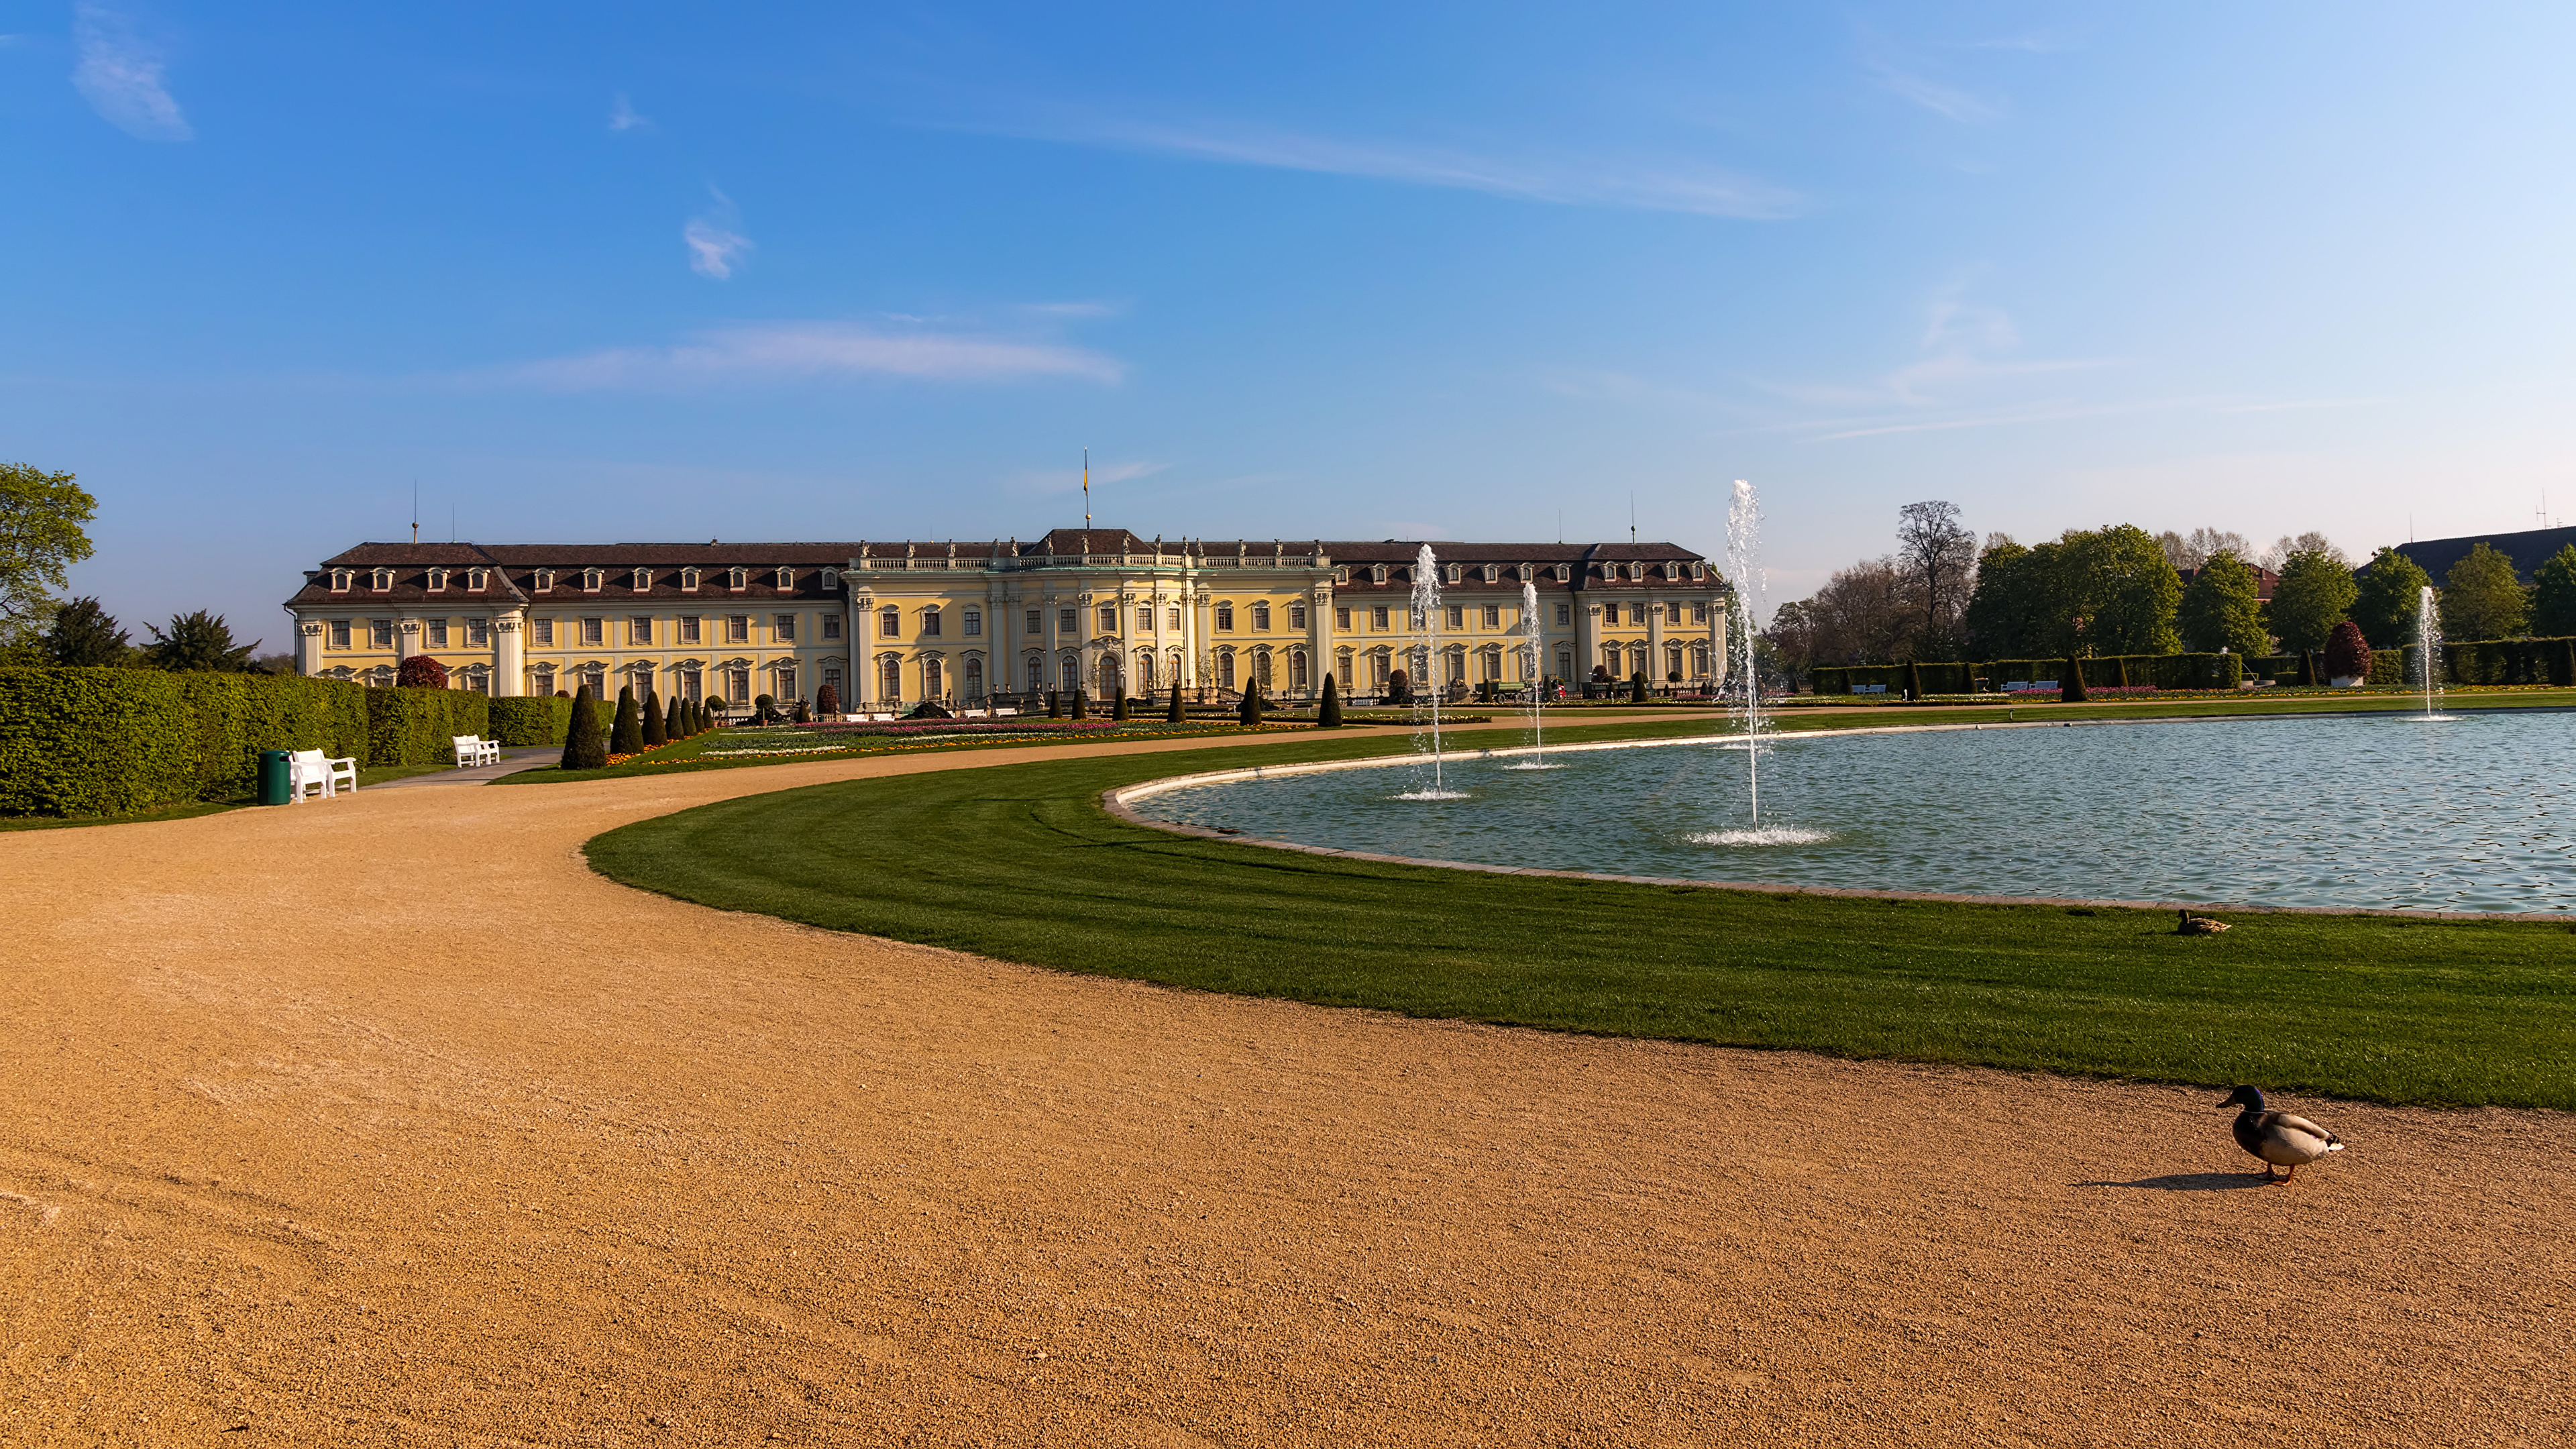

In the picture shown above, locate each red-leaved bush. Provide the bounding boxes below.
[396,654,451,689]
[2324,620,2372,682]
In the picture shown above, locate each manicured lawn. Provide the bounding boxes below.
[586,712,2576,1110]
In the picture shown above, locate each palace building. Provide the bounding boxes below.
[283,529,1731,707]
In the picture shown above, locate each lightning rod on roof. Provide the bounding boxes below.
[1083,447,1091,527]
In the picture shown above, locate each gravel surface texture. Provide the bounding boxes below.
[2,720,2569,1446]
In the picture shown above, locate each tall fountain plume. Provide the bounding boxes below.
[1727,480,1768,824]
[1521,578,1546,765]
[1412,543,1447,794]
[2418,582,2445,719]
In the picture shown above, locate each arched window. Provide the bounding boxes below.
[1216,649,1236,690]
[1289,650,1309,689]
[1445,564,1462,584]
[1666,644,1684,680]
[1136,649,1157,689]
[880,656,902,702]
[1335,648,1354,688]
[631,568,651,592]
[1371,565,1388,584]
[1252,650,1273,687]
[1059,653,1080,691]
[1024,653,1043,690]
[1096,654,1122,698]
[965,656,984,698]
[924,657,943,700]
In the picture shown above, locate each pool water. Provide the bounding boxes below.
[1132,714,2576,912]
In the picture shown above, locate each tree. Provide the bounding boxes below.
[2157,527,2254,573]
[2174,551,2267,655]
[394,653,448,689]
[1167,682,1185,722]
[0,462,97,650]
[2263,549,2359,653]
[564,686,609,768]
[2324,621,2371,682]
[1316,672,1342,727]
[1962,537,2059,658]
[1236,684,1264,725]
[2062,525,2182,655]
[2061,655,2089,702]
[1629,669,1648,702]
[2351,547,2434,649]
[142,610,261,672]
[611,686,644,753]
[2530,544,2576,637]
[1895,500,1978,655]
[42,596,130,666]
[2261,531,2348,572]
[2440,541,2529,641]
[1112,688,1131,720]
[642,688,667,747]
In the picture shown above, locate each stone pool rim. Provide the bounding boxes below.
[1102,715,2576,923]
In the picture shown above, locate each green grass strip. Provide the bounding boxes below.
[586,710,2576,1110]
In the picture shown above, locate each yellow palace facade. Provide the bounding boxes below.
[284,527,1731,707]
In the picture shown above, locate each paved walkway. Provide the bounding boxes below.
[366,745,562,788]
[1,720,2567,1445]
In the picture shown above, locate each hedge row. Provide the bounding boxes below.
[0,667,538,817]
[2437,637,2576,687]
[489,695,574,747]
[1812,653,2244,695]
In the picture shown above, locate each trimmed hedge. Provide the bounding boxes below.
[176,672,372,800]
[2437,636,2576,687]
[1811,654,2243,695]
[368,686,490,769]
[489,695,574,747]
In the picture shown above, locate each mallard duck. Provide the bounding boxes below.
[2220,1085,2344,1183]
[2177,909,2231,934]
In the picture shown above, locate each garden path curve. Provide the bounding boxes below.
[1,716,2569,1446]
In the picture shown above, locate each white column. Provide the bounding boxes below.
[494,612,525,695]
[396,618,419,665]
[295,618,325,676]
[1647,596,1666,688]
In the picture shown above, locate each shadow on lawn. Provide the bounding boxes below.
[2075,1171,2272,1192]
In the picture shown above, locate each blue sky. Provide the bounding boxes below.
[9,3,2575,644]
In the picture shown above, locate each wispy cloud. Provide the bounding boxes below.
[608,93,652,133]
[1858,27,2004,124]
[482,321,1126,392]
[930,109,1803,221]
[684,189,751,280]
[1006,458,1167,498]
[72,3,191,142]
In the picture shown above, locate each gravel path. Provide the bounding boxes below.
[2,724,2569,1446]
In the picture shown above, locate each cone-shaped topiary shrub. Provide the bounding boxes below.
[2324,622,2371,683]
[1112,689,1130,720]
[561,686,608,769]
[642,688,667,747]
[1167,683,1185,722]
[2061,657,2089,702]
[1046,690,1061,718]
[1317,673,1342,727]
[1071,691,1087,719]
[661,692,682,739]
[1630,671,1648,703]
[610,686,644,754]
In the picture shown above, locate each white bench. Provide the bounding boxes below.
[288,748,357,800]
[452,734,502,767]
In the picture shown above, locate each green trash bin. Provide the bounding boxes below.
[257,749,294,806]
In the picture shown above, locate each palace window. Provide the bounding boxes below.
[580,618,603,646]
[1026,609,1042,634]
[1444,605,1462,630]
[920,608,940,638]
[1371,565,1389,584]
[678,616,701,644]
[961,609,980,637]
[329,570,353,592]
[471,569,491,591]
[775,614,797,642]
[679,667,700,701]
[1336,649,1354,688]
[1371,605,1389,631]
[1059,608,1077,632]
[427,621,450,647]
[629,616,653,645]
[329,620,350,649]
[726,667,749,704]
[533,570,553,592]
[727,615,750,643]
[1335,607,1351,630]
[1215,604,1234,631]
[883,658,904,702]
[533,665,556,695]
[775,567,794,590]
[1693,602,1709,624]
[823,665,843,700]
[1668,603,1684,625]
[1632,603,1650,626]
[427,569,449,592]
[583,569,604,592]
[1291,650,1309,689]
[777,663,799,698]
[1483,604,1501,629]
[633,568,651,592]
[373,568,396,592]
[1553,564,1570,582]
[729,568,749,592]
[1692,643,1711,676]
[964,657,983,698]
[1482,564,1499,583]
[821,569,839,590]
[881,608,901,638]
[1098,605,1118,633]
[1167,606,1182,630]
[680,568,700,592]
[1026,655,1043,690]
[1334,567,1350,584]
[1518,564,1533,582]
[531,619,553,646]
[822,614,841,639]
[1251,603,1270,631]
[1289,603,1306,629]
[1370,651,1389,688]
[1137,606,1154,632]
[1216,651,1236,690]
[467,619,489,647]
[1555,604,1571,626]
[1445,564,1462,584]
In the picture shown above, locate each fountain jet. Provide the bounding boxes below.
[1727,480,1768,823]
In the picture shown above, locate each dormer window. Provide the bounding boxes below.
[1553,564,1570,582]
[820,568,839,590]
[729,567,749,592]
[632,568,652,592]
[774,566,794,590]
[1445,564,1462,584]
[427,568,449,592]
[1517,564,1533,582]
[1481,564,1498,583]
[1371,564,1389,584]
[329,569,353,592]
[680,568,700,592]
[1691,563,1707,581]
[582,568,604,592]
[533,569,554,592]
[467,568,489,592]
[1334,566,1350,584]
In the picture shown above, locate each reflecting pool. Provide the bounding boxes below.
[1132,713,2576,912]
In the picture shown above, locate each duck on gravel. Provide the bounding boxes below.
[2220,1085,2345,1183]
[2176,909,2231,934]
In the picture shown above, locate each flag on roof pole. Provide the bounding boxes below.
[1083,447,1091,527]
